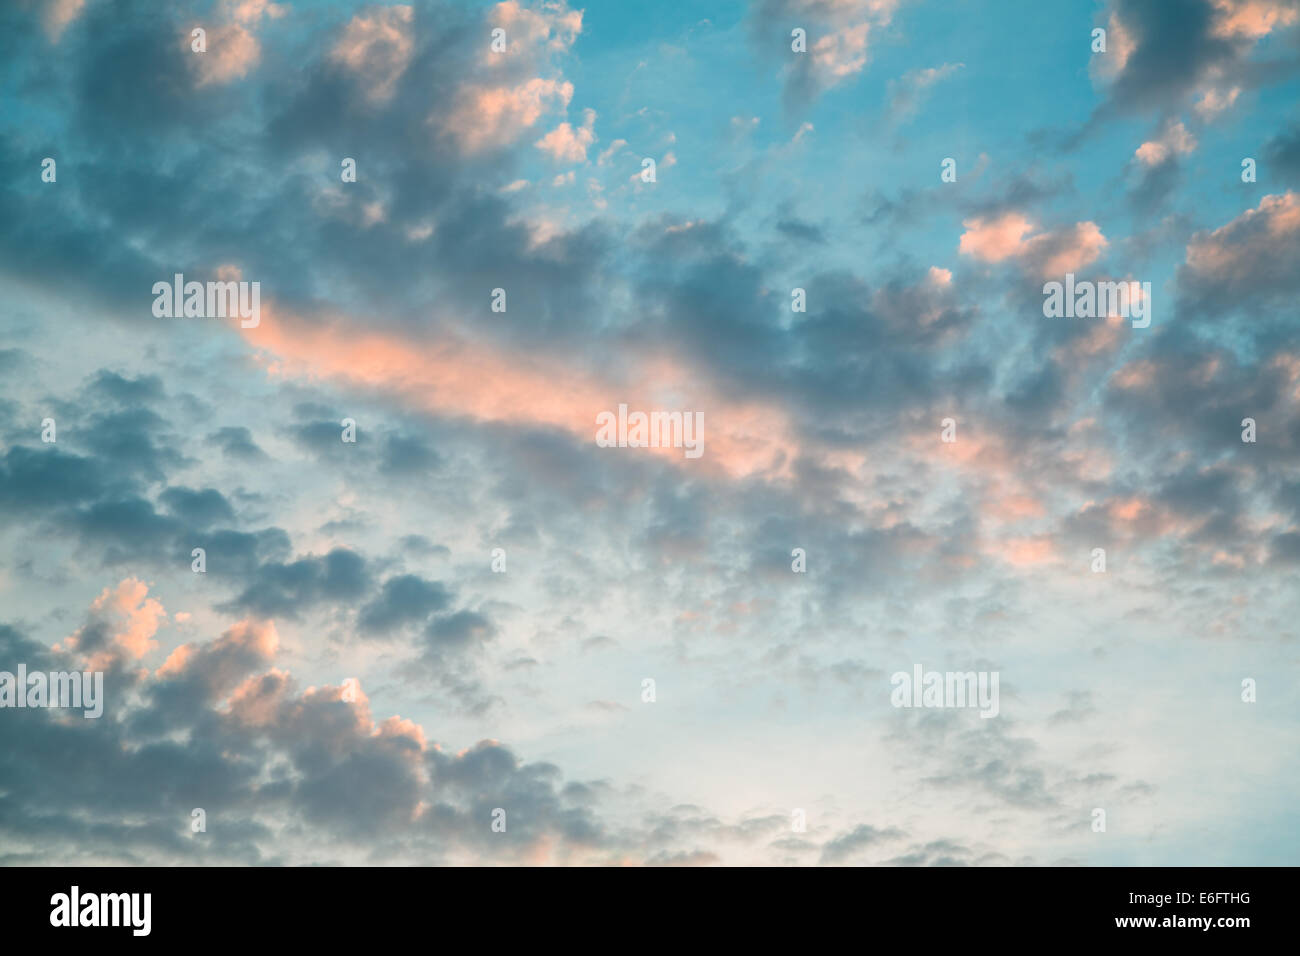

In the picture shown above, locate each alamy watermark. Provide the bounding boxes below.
[890,665,999,718]
[1043,274,1151,328]
[152,272,260,328]
[50,886,150,936]
[595,404,704,459]
[0,665,103,718]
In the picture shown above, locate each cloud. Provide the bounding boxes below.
[959,213,1108,276]
[0,605,624,863]
[159,487,237,528]
[753,0,902,109]
[40,0,86,42]
[3,0,1299,868]
[425,609,496,654]
[442,77,574,155]
[1180,191,1300,312]
[217,548,371,618]
[818,824,906,863]
[330,4,415,103]
[1263,119,1300,185]
[434,0,584,155]
[958,211,1036,263]
[775,217,825,243]
[188,0,286,88]
[812,22,871,81]
[208,426,268,461]
[535,108,597,163]
[888,62,963,118]
[1135,120,1198,165]
[59,578,167,670]
[358,574,451,634]
[156,618,279,691]
[491,0,583,54]
[1090,11,1138,83]
[1193,83,1241,117]
[240,307,805,480]
[596,138,627,165]
[1211,0,1299,38]
[1089,0,1297,117]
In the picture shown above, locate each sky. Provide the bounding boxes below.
[0,0,1298,866]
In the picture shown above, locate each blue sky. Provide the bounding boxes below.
[1,0,1299,865]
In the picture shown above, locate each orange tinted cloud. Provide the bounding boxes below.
[1212,0,1299,37]
[958,212,1034,262]
[1111,359,1157,390]
[330,4,415,103]
[1135,121,1197,165]
[994,536,1056,567]
[985,493,1046,523]
[535,108,597,163]
[491,0,583,54]
[442,77,574,154]
[1055,313,1126,363]
[1186,192,1300,278]
[812,23,872,79]
[41,0,85,42]
[241,308,803,479]
[186,0,285,88]
[1090,12,1136,81]
[1035,221,1108,276]
[959,214,1107,276]
[157,618,280,683]
[59,578,166,670]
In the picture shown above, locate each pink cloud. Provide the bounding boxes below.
[41,0,85,42]
[535,108,597,163]
[187,0,285,88]
[1032,221,1108,276]
[226,669,426,764]
[959,214,1108,276]
[241,307,804,480]
[434,2,586,154]
[491,0,583,54]
[58,578,167,670]
[1211,0,1299,38]
[1055,314,1126,365]
[443,77,574,155]
[158,618,280,687]
[812,23,872,80]
[1089,12,1136,82]
[784,0,901,94]
[330,4,415,103]
[993,536,1057,567]
[1135,121,1197,165]
[1111,359,1157,390]
[984,494,1047,523]
[1194,84,1241,119]
[958,212,1035,263]
[1185,191,1300,278]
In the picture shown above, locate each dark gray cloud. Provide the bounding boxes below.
[1263,117,1300,184]
[0,619,624,864]
[1127,155,1183,213]
[1175,192,1300,319]
[379,433,442,477]
[775,216,827,244]
[1103,0,1239,114]
[426,609,496,652]
[818,824,907,864]
[208,426,268,462]
[218,548,371,618]
[359,574,451,634]
[159,487,238,528]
